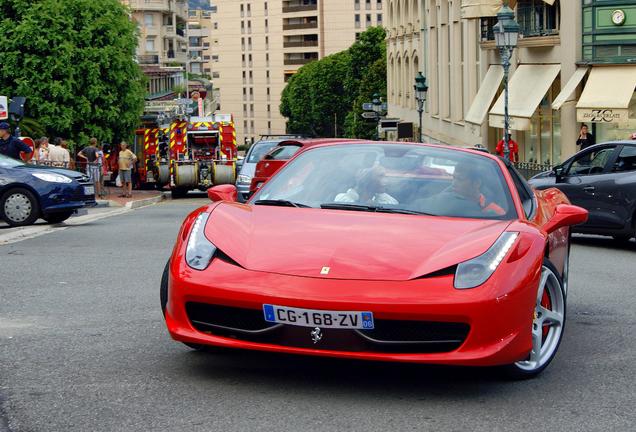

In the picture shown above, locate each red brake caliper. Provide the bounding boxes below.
[540,289,552,339]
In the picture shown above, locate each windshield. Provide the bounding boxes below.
[252,144,516,220]
[0,153,25,168]
[246,141,280,163]
[266,145,301,161]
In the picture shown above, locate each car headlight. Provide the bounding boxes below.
[32,172,72,183]
[237,174,252,184]
[454,232,519,289]
[185,212,217,270]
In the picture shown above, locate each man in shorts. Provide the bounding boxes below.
[78,138,101,196]
[118,141,137,198]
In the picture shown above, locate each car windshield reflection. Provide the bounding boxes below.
[251,144,516,220]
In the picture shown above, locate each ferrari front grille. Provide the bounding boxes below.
[185,302,469,354]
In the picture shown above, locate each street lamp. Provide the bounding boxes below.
[493,0,519,161]
[413,72,428,143]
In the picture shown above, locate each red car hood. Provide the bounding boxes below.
[205,204,512,281]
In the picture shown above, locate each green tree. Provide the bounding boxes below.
[0,0,145,145]
[280,26,386,139]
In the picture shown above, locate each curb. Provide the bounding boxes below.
[125,192,171,210]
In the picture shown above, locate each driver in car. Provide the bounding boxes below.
[334,165,399,205]
[416,162,505,216]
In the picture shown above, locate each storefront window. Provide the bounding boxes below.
[595,93,636,143]
[520,79,561,164]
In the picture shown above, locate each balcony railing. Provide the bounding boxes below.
[283,58,317,65]
[283,22,318,31]
[283,40,319,48]
[517,4,559,37]
[282,5,318,13]
[137,54,159,64]
[480,2,559,41]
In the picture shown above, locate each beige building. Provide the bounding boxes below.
[188,9,215,77]
[213,0,384,145]
[122,0,189,99]
[387,0,588,166]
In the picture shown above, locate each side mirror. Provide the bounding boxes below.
[544,204,588,234]
[207,184,238,202]
[553,166,564,181]
[264,153,274,160]
[236,159,244,172]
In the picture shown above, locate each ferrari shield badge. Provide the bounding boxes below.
[320,266,330,275]
[310,327,323,344]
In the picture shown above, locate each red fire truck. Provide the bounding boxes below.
[127,114,237,197]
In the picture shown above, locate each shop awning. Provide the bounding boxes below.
[461,1,517,19]
[489,64,561,131]
[576,66,636,123]
[552,67,588,110]
[465,65,504,125]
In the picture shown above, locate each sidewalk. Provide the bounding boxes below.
[96,189,170,209]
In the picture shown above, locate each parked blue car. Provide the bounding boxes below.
[0,154,96,226]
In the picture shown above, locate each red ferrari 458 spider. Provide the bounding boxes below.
[162,141,588,379]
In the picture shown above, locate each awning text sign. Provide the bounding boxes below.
[576,108,630,123]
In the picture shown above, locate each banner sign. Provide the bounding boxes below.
[576,108,630,123]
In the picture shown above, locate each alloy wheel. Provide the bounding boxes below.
[514,265,565,372]
[4,193,33,223]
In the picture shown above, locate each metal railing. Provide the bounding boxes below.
[283,40,319,48]
[282,22,318,31]
[517,3,559,37]
[514,161,553,180]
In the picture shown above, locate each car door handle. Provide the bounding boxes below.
[583,186,596,193]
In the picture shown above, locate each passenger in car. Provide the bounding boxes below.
[334,165,399,205]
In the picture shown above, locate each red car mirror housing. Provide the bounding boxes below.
[544,204,588,234]
[207,184,238,202]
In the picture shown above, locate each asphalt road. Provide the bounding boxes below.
[0,199,634,432]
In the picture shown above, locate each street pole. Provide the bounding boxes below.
[417,100,424,143]
[502,47,510,161]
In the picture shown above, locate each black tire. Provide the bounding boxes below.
[612,234,633,243]
[501,258,567,380]
[160,260,169,316]
[42,210,74,224]
[0,187,40,227]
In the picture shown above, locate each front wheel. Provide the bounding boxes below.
[0,187,40,227]
[43,210,74,224]
[503,259,566,379]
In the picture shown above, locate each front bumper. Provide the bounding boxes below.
[165,256,541,367]
[41,181,96,213]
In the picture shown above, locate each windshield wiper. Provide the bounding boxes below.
[253,199,310,208]
[320,203,434,215]
[320,203,375,211]
[373,207,435,216]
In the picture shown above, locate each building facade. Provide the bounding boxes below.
[122,0,189,101]
[213,0,384,145]
[188,9,215,77]
[388,0,636,166]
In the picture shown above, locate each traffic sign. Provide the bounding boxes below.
[362,103,374,111]
[361,112,378,119]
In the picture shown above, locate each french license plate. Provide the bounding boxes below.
[263,304,374,329]
[84,186,95,195]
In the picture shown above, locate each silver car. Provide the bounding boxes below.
[235,136,306,202]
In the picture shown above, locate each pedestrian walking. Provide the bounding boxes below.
[495,132,519,162]
[48,138,70,168]
[57,138,74,169]
[117,141,137,198]
[37,137,50,163]
[0,122,32,160]
[576,124,595,150]
[78,138,101,196]
[96,143,107,198]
